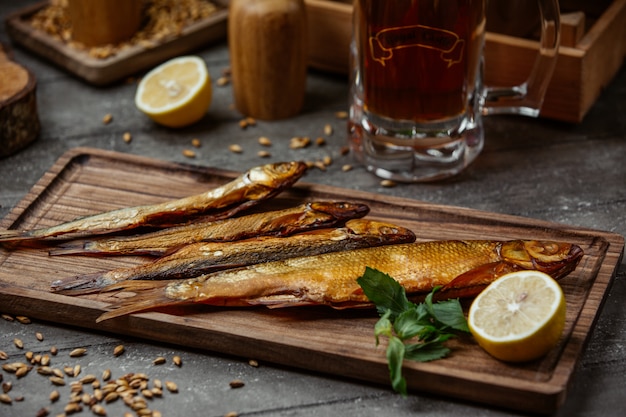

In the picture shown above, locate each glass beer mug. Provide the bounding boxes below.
[348,0,560,182]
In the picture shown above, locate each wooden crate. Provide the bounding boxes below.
[305,0,626,123]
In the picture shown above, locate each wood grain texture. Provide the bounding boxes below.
[0,147,622,415]
[305,0,352,74]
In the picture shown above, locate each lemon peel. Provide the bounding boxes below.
[468,270,566,362]
[135,56,212,128]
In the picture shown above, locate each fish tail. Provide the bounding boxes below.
[96,281,175,323]
[50,272,114,295]
[0,229,31,243]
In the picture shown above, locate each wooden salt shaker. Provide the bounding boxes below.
[228,0,308,120]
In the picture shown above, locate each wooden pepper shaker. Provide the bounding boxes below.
[228,0,308,120]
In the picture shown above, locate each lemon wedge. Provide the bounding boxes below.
[135,56,212,128]
[468,270,566,362]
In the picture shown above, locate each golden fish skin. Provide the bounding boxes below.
[50,201,370,256]
[0,161,307,243]
[50,219,416,295]
[95,240,583,322]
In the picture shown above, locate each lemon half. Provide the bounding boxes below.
[135,56,212,128]
[468,270,566,362]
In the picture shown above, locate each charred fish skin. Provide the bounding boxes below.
[49,201,370,256]
[95,239,583,322]
[0,161,307,244]
[50,219,416,295]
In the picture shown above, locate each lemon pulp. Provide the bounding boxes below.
[468,270,566,362]
[135,56,212,128]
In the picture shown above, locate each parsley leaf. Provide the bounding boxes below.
[357,267,470,396]
[357,266,411,318]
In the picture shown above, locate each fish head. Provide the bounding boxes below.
[500,240,584,279]
[244,161,308,196]
[249,161,308,184]
[308,202,370,220]
[344,219,416,242]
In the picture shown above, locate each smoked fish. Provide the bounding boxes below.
[95,239,583,322]
[0,161,307,243]
[51,219,416,295]
[49,201,370,256]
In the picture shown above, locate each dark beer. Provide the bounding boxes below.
[355,0,485,123]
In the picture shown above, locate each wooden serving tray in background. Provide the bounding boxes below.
[304,0,626,123]
[0,148,623,414]
[4,1,229,85]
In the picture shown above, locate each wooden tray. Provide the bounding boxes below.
[304,0,626,123]
[4,1,228,85]
[0,147,623,414]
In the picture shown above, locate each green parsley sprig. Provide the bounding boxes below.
[357,267,470,396]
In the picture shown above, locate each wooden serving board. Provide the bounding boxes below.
[0,148,623,414]
[4,2,228,85]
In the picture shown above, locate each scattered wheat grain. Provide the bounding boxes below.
[36,407,50,417]
[229,379,245,389]
[69,348,86,358]
[152,357,166,365]
[16,316,31,324]
[182,149,196,158]
[49,390,60,402]
[229,144,243,153]
[91,404,107,416]
[164,381,178,393]
[113,345,125,357]
[50,376,66,386]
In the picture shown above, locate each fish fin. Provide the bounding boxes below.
[438,262,523,299]
[50,272,112,295]
[102,280,169,293]
[96,281,174,323]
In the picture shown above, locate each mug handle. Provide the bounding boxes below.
[482,0,560,117]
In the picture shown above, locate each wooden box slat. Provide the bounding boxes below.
[0,147,623,414]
